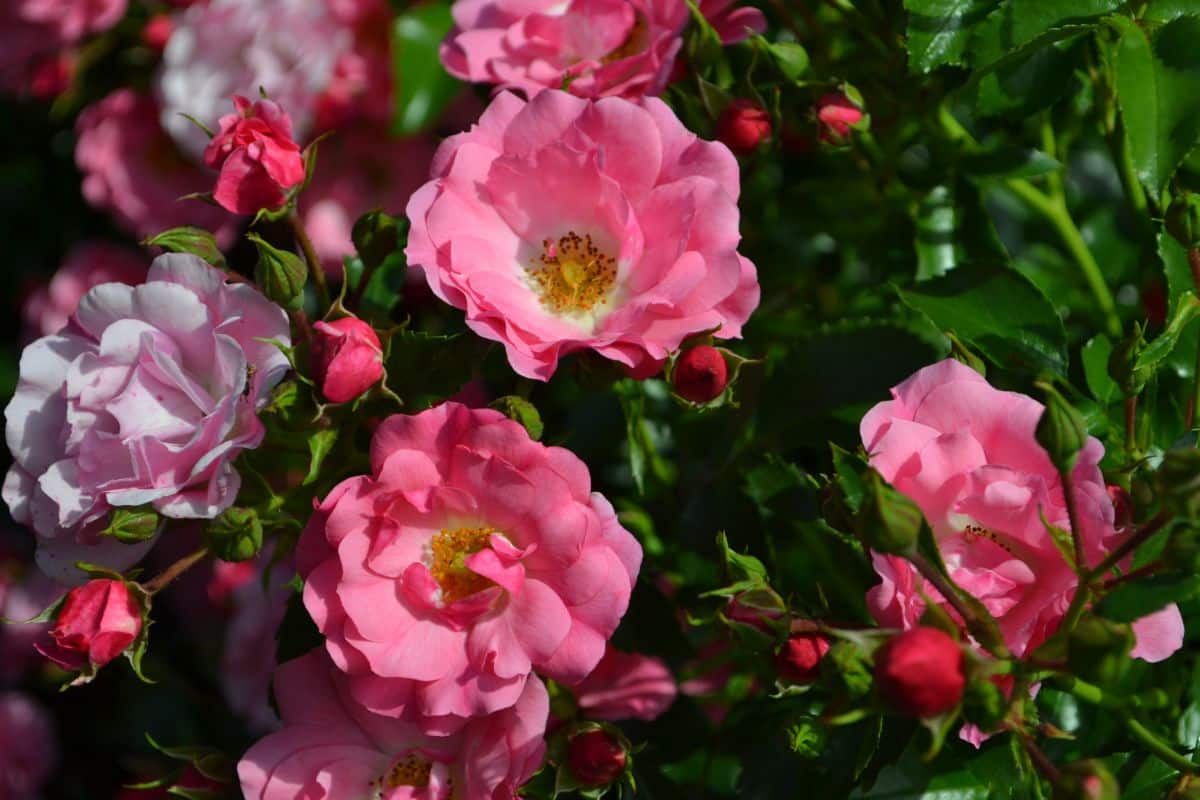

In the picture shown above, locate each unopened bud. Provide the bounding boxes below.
[351,210,401,270]
[672,345,729,403]
[874,627,965,717]
[567,728,627,788]
[102,508,160,544]
[249,233,307,310]
[856,471,923,555]
[716,100,772,155]
[205,507,264,563]
[1053,759,1120,800]
[1036,383,1088,473]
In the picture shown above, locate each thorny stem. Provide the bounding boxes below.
[1087,511,1170,582]
[1015,730,1061,784]
[1102,560,1163,589]
[290,211,331,310]
[143,547,208,595]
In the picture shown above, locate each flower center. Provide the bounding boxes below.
[527,232,617,316]
[430,526,496,603]
[383,753,433,789]
[603,14,647,63]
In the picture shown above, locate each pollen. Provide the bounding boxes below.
[430,526,496,603]
[382,753,433,789]
[527,232,618,315]
[963,523,1014,556]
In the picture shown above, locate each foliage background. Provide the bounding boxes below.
[5,0,1200,798]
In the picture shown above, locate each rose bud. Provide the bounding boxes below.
[716,99,772,155]
[775,631,831,685]
[36,579,142,673]
[567,728,628,788]
[1107,484,1133,531]
[203,95,305,215]
[141,13,174,52]
[28,54,74,101]
[1053,760,1120,800]
[817,92,864,144]
[673,345,728,403]
[311,317,385,403]
[874,627,965,717]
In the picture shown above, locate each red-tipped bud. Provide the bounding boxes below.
[1107,484,1133,531]
[567,729,627,787]
[817,92,863,144]
[874,627,965,717]
[717,99,772,155]
[311,317,385,403]
[28,54,73,100]
[673,345,728,403]
[775,632,831,685]
[36,579,142,672]
[142,14,174,52]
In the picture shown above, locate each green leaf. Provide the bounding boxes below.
[304,429,339,486]
[968,0,1124,71]
[383,330,491,401]
[1145,0,1200,23]
[489,396,544,440]
[915,185,960,281]
[391,2,462,135]
[896,264,1068,374]
[1097,573,1200,622]
[961,147,1062,182]
[143,227,225,268]
[971,38,1082,119]
[1133,292,1200,373]
[1082,335,1118,404]
[903,0,1004,73]
[1115,15,1200,196]
[715,530,769,583]
[1158,230,1196,315]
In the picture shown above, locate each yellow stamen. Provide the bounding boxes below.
[430,526,496,603]
[527,231,617,315]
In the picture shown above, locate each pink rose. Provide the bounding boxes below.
[36,578,141,671]
[299,126,435,276]
[238,649,548,799]
[75,90,236,244]
[203,95,305,215]
[298,402,642,722]
[311,317,384,404]
[571,646,676,722]
[4,254,291,584]
[695,0,765,44]
[0,692,57,797]
[440,0,763,100]
[861,359,1185,662]
[156,0,355,158]
[775,631,830,685]
[18,0,126,40]
[406,90,759,380]
[22,242,148,340]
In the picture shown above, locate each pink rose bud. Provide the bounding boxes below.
[567,729,627,788]
[36,580,142,672]
[717,99,772,155]
[141,13,174,52]
[28,54,74,100]
[1107,485,1133,531]
[202,95,305,215]
[311,317,385,403]
[673,345,729,403]
[817,92,864,143]
[874,627,965,717]
[776,632,831,685]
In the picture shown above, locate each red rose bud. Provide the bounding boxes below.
[311,317,385,403]
[141,14,174,52]
[817,92,863,144]
[716,99,772,155]
[203,95,305,215]
[28,54,73,100]
[1107,484,1133,531]
[673,345,728,403]
[874,627,965,717]
[567,729,627,788]
[36,579,142,672]
[776,632,831,685]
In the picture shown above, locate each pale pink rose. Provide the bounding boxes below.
[440,0,763,100]
[571,646,676,721]
[221,557,291,733]
[0,692,57,797]
[18,0,128,40]
[299,126,435,276]
[0,565,62,680]
[298,402,642,723]
[3,254,291,584]
[157,0,354,159]
[238,649,548,799]
[203,95,305,215]
[405,90,759,380]
[22,242,148,340]
[862,359,1185,662]
[75,90,236,244]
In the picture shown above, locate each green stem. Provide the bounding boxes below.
[1113,116,1151,221]
[290,212,331,310]
[909,551,1012,659]
[1005,179,1122,339]
[1087,511,1170,581]
[1123,716,1200,774]
[1059,467,1088,573]
[144,547,208,595]
[1125,395,1139,455]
